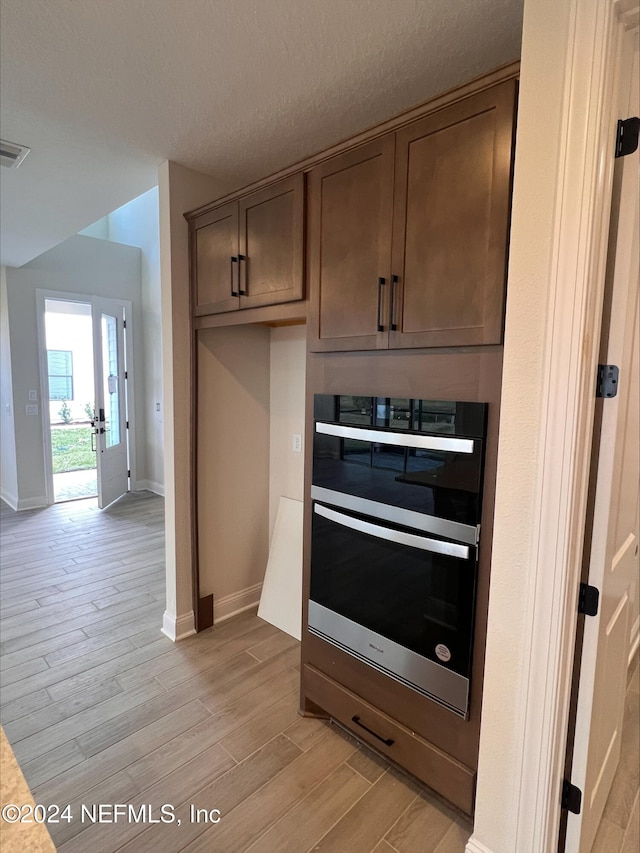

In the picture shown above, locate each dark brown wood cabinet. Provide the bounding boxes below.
[193,200,239,315]
[303,663,476,814]
[306,136,395,351]
[186,61,519,816]
[308,78,517,352]
[191,173,304,316]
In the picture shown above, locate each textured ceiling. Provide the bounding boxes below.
[0,0,523,268]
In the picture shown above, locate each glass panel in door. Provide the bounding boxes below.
[101,313,121,448]
[91,296,129,509]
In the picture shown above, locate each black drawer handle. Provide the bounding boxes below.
[352,715,394,747]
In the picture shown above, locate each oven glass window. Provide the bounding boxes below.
[338,395,373,424]
[330,397,483,437]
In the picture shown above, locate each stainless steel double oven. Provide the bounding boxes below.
[309,394,488,717]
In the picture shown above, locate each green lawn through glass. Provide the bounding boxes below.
[51,426,96,474]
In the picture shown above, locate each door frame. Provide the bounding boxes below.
[562,17,639,851]
[36,288,136,506]
[468,1,639,852]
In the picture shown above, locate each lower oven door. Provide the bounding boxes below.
[309,502,477,717]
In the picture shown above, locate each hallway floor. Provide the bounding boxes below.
[0,493,472,853]
[0,493,637,852]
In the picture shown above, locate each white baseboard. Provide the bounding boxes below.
[134,479,165,497]
[17,495,48,511]
[465,836,494,853]
[161,609,196,642]
[214,583,263,624]
[0,489,18,510]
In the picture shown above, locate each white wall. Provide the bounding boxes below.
[471,0,563,835]
[107,187,164,494]
[158,160,233,640]
[79,218,109,240]
[0,266,18,508]
[193,323,306,624]
[197,326,271,610]
[5,235,142,509]
[269,325,306,539]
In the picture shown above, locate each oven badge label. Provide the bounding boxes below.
[435,643,452,663]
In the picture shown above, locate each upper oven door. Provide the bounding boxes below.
[312,396,487,543]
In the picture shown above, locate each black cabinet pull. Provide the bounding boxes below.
[390,274,399,331]
[238,254,246,295]
[230,256,239,297]
[376,277,386,332]
[352,715,394,747]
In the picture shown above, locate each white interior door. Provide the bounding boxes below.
[566,18,639,853]
[92,296,129,509]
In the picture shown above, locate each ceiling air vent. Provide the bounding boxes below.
[0,139,31,169]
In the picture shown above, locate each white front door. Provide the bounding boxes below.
[566,18,639,853]
[92,296,130,509]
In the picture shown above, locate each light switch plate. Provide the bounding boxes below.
[28,390,38,401]
[25,404,38,416]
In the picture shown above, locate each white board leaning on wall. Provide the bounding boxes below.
[258,497,303,641]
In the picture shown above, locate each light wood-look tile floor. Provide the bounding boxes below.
[3,493,637,852]
[0,493,472,853]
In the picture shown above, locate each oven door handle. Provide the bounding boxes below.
[315,422,474,454]
[314,503,470,560]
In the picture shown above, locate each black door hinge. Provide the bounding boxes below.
[562,780,582,814]
[126,421,129,429]
[123,319,127,328]
[578,583,599,617]
[596,364,619,398]
[125,371,128,380]
[615,117,640,158]
[127,469,131,477]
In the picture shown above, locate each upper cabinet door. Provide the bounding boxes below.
[238,173,305,310]
[389,79,517,349]
[307,136,395,352]
[193,201,240,315]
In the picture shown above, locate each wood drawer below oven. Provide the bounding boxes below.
[303,663,476,815]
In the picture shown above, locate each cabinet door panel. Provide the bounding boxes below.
[308,137,395,352]
[390,80,516,348]
[193,201,239,315]
[239,173,305,309]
